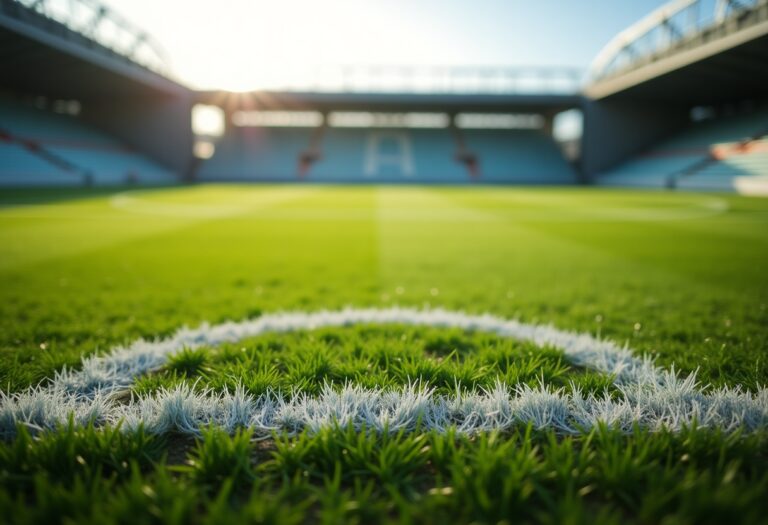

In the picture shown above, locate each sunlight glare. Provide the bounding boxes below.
[192,104,225,136]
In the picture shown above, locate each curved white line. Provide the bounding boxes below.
[3,379,766,437]
[1,308,765,436]
[47,307,663,395]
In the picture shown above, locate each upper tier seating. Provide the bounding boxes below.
[0,98,175,185]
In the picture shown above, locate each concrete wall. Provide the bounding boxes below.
[581,98,690,178]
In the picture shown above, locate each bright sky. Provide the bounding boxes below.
[104,0,667,91]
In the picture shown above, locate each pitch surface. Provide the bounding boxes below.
[1,185,767,523]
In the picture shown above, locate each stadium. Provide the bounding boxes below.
[1,0,767,523]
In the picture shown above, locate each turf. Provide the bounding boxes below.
[131,325,614,398]
[1,184,767,523]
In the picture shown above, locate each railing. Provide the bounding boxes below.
[3,0,170,75]
[590,0,768,80]
[266,66,583,95]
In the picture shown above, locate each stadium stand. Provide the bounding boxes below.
[198,126,575,184]
[678,145,768,191]
[198,127,464,183]
[597,109,768,189]
[299,127,366,182]
[595,155,706,188]
[463,129,577,184]
[0,97,175,185]
[4,0,768,190]
[197,127,315,181]
[0,141,81,186]
[310,128,469,183]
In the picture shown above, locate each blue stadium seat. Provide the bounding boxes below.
[200,126,575,184]
[310,128,469,183]
[597,109,768,188]
[0,98,114,146]
[678,146,768,191]
[463,129,576,184]
[598,155,705,188]
[47,147,175,185]
[662,109,768,149]
[0,98,175,186]
[307,128,365,181]
[198,127,314,181]
[0,142,82,186]
[410,129,470,182]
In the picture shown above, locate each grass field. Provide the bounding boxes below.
[1,184,768,524]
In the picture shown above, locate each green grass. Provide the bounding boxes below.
[1,184,768,523]
[131,325,615,398]
[2,424,767,524]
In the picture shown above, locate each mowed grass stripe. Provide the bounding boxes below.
[389,187,768,389]
[0,185,321,270]
[1,186,767,393]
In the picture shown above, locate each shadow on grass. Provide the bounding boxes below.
[0,184,184,208]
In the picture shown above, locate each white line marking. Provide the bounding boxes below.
[48,307,665,395]
[1,307,765,436]
[3,380,765,437]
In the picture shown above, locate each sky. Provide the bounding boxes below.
[104,0,668,91]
